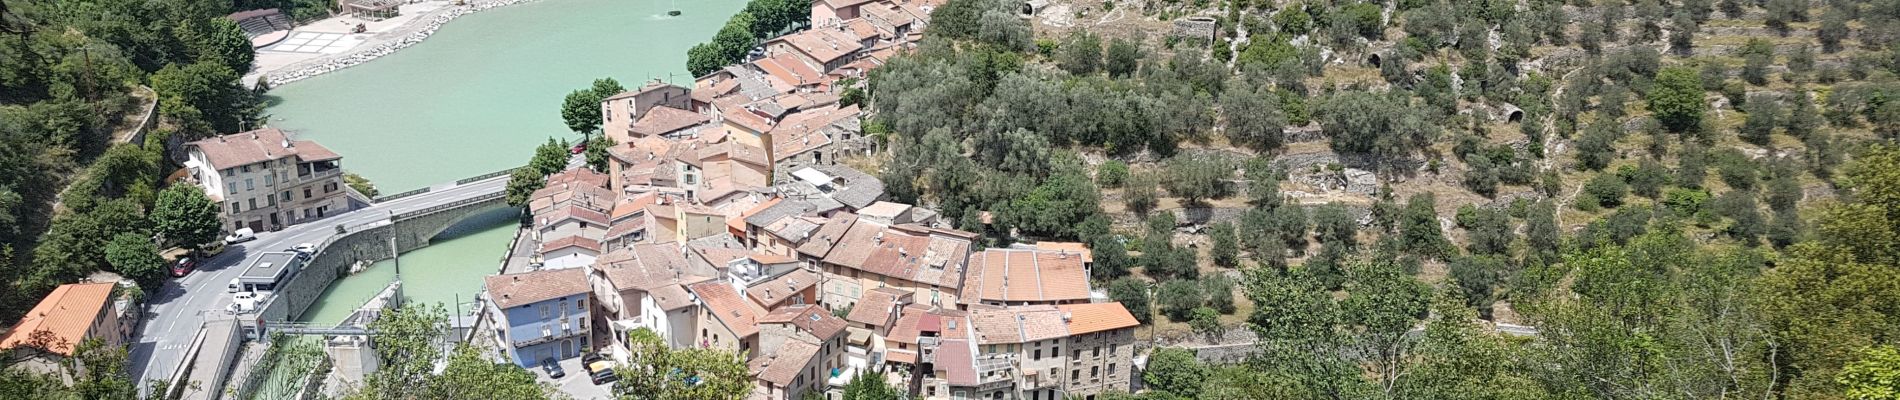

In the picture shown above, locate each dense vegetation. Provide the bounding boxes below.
[866,0,1900,397]
[1,0,262,322]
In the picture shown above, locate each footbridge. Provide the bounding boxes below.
[138,166,520,399]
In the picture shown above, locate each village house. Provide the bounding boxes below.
[962,303,1142,400]
[484,268,593,367]
[588,242,718,356]
[602,80,695,144]
[800,212,978,309]
[747,304,850,400]
[184,128,351,233]
[958,247,1093,308]
[0,283,128,379]
[687,279,764,356]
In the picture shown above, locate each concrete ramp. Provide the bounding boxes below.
[175,317,244,400]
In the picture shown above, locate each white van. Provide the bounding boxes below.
[228,278,242,293]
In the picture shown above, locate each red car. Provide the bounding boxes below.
[569,142,587,154]
[170,257,197,277]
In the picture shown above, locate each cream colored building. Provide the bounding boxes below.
[184,128,350,233]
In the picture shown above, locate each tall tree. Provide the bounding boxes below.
[150,184,221,248]
[1647,66,1708,133]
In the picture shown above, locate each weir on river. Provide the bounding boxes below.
[264,0,746,326]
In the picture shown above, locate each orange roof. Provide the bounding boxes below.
[749,339,820,386]
[186,128,340,168]
[845,287,910,327]
[961,248,1091,304]
[1058,302,1141,335]
[969,305,1067,344]
[689,281,762,338]
[747,269,820,307]
[0,283,116,356]
[758,304,847,340]
[1031,242,1093,263]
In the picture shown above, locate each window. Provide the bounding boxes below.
[577,299,585,311]
[1109,363,1117,375]
[230,202,241,214]
[282,191,291,202]
[265,175,274,187]
[241,165,250,173]
[248,198,258,210]
[1091,366,1099,377]
[1033,349,1040,360]
[1071,369,1079,381]
[303,187,312,198]
[244,178,254,191]
[227,182,237,194]
[223,168,234,177]
[1073,349,1081,359]
[540,304,550,318]
[1052,345,1060,357]
[1093,346,1100,357]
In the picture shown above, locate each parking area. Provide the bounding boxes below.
[531,357,614,399]
[263,32,365,54]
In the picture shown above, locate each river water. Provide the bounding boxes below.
[268,0,744,325]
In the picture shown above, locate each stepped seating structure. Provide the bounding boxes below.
[228,8,294,48]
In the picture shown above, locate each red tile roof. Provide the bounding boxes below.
[538,235,602,254]
[749,339,820,386]
[0,283,116,356]
[746,269,820,307]
[844,287,910,327]
[758,304,848,341]
[485,268,590,309]
[769,27,864,66]
[1058,302,1142,335]
[820,222,974,289]
[689,281,762,338]
[187,128,339,168]
[961,249,1091,304]
[631,106,711,137]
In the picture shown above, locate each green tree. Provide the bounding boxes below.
[1104,36,1140,78]
[1203,274,1236,314]
[614,328,751,399]
[505,168,546,207]
[104,233,164,285]
[1096,160,1129,188]
[585,136,614,173]
[1740,93,1781,146]
[841,372,902,400]
[356,304,449,399]
[531,138,569,175]
[1143,348,1208,398]
[70,339,136,400]
[1108,278,1153,324]
[1163,155,1233,205]
[183,18,255,76]
[1317,91,1438,169]
[1648,66,1708,132]
[150,61,255,138]
[1189,307,1223,340]
[427,345,563,400]
[1210,221,1240,268]
[1400,193,1452,259]
[1841,346,1900,400]
[1157,280,1205,322]
[1123,172,1159,215]
[1058,30,1102,75]
[150,184,221,248]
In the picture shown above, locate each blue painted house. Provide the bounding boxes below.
[484,268,593,367]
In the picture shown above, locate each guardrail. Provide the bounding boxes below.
[373,187,432,203]
[392,191,507,222]
[456,166,522,185]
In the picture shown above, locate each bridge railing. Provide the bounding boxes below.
[456,166,522,185]
[392,191,507,222]
[374,187,432,203]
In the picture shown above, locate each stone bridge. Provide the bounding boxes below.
[258,168,516,324]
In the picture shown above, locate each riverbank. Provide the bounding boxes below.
[257,0,546,87]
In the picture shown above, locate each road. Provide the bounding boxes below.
[130,173,509,397]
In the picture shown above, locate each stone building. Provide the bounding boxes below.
[184,128,351,233]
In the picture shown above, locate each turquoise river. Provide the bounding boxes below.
[269,0,745,326]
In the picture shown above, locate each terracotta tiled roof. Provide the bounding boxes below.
[536,204,610,231]
[632,106,711,137]
[611,192,662,221]
[759,304,848,341]
[820,222,973,289]
[546,168,610,189]
[753,54,825,88]
[538,236,602,254]
[969,305,1068,344]
[485,268,590,309]
[0,283,116,356]
[844,287,909,327]
[770,27,863,65]
[961,249,1091,304]
[721,106,776,134]
[1058,302,1142,335]
[795,213,858,258]
[187,128,340,168]
[770,105,860,162]
[749,339,819,386]
[935,339,980,386]
[746,269,819,307]
[689,281,762,338]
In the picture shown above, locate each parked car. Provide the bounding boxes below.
[569,142,587,154]
[584,354,618,385]
[170,257,197,277]
[228,278,242,293]
[224,228,256,245]
[199,241,227,257]
[540,358,565,379]
[293,243,316,254]
[229,291,261,313]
